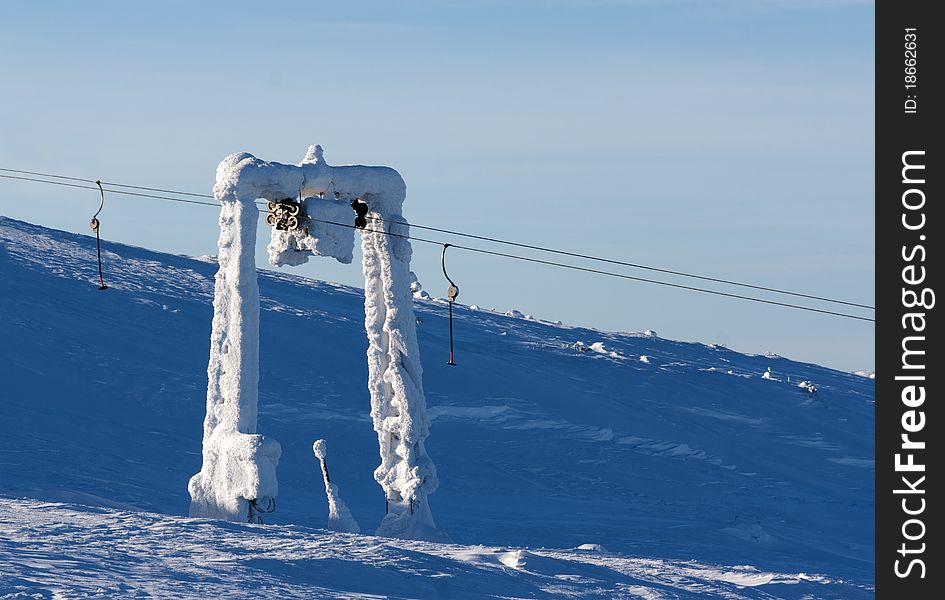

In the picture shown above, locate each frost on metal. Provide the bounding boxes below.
[190,146,439,540]
[187,190,281,521]
[313,439,360,534]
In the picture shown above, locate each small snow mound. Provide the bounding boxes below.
[505,309,524,318]
[644,329,658,337]
[313,439,327,459]
[498,550,526,569]
[409,272,432,300]
[798,381,817,395]
[582,342,621,359]
[573,341,621,358]
[524,314,535,321]
[639,355,650,364]
[575,543,609,553]
[469,304,480,311]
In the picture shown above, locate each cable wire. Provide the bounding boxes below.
[0,167,216,199]
[1,170,874,321]
[1,166,873,310]
[0,173,219,207]
[311,217,874,323]
[362,215,873,310]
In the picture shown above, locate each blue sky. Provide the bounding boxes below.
[0,0,874,371]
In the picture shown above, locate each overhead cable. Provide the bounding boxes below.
[1,170,874,322]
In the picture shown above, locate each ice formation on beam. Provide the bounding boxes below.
[191,145,439,540]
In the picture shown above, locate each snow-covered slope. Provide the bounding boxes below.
[0,216,874,597]
[0,499,865,599]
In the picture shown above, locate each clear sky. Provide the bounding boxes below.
[0,0,874,372]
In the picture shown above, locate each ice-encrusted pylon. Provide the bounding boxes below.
[188,177,281,521]
[190,145,439,540]
[359,210,440,540]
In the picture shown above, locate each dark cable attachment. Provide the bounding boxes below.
[266,198,303,231]
[247,497,276,524]
[441,244,459,365]
[351,199,369,229]
[91,181,108,290]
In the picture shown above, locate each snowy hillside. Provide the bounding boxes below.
[0,216,874,598]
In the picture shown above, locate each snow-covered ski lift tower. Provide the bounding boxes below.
[189,145,439,541]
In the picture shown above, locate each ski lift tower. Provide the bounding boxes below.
[189,145,439,541]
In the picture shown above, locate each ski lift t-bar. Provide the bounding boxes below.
[91,180,108,291]
[441,243,459,366]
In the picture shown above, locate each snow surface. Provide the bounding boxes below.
[0,499,867,599]
[0,217,875,598]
